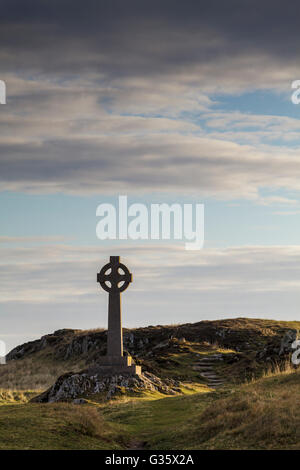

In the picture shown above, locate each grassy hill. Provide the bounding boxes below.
[101,366,300,450]
[0,317,299,449]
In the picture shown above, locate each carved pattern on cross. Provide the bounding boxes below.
[97,256,132,294]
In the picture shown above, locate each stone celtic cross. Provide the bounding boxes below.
[97,256,132,357]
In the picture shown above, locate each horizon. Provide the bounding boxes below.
[7,315,300,356]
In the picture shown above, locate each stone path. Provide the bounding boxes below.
[193,353,225,389]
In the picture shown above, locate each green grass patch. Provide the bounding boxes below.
[0,402,126,450]
[101,367,300,450]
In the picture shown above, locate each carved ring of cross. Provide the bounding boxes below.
[97,261,132,293]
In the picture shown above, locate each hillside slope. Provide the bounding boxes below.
[0,366,298,449]
[0,318,298,449]
[2,317,299,391]
[102,367,300,450]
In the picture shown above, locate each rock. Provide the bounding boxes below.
[31,370,181,403]
[216,329,227,338]
[8,319,299,383]
[152,340,169,350]
[6,329,79,361]
[279,329,298,355]
[73,398,87,404]
[129,333,134,344]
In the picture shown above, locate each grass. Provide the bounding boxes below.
[0,362,298,449]
[0,318,299,449]
[4,317,299,390]
[0,351,86,390]
[0,389,37,404]
[100,366,300,450]
[101,389,214,449]
[139,339,235,385]
[190,369,300,449]
[0,402,126,450]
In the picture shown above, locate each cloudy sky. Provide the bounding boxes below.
[1,0,300,352]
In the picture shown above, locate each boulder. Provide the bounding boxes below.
[31,371,181,403]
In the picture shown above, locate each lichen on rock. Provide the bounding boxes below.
[31,371,181,403]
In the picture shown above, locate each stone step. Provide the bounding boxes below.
[198,356,220,361]
[199,372,224,386]
[196,364,214,369]
[194,356,225,388]
[199,356,223,361]
[200,371,218,377]
[203,378,222,383]
[196,363,215,367]
[196,360,215,363]
[204,379,222,383]
[198,357,218,360]
[196,364,215,367]
[196,360,217,365]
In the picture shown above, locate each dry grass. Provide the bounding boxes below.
[0,389,36,403]
[202,339,235,352]
[260,359,295,379]
[48,403,107,437]
[192,368,300,449]
[0,401,124,449]
[0,355,86,391]
[245,359,296,385]
[74,328,105,336]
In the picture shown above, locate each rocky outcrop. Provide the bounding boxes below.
[255,329,299,364]
[279,329,298,355]
[7,319,299,377]
[31,371,181,403]
[6,329,77,361]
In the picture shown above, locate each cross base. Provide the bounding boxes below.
[90,355,141,376]
[98,356,133,366]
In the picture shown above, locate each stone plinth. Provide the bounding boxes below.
[96,354,141,376]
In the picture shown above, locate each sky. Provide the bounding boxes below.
[1,0,300,353]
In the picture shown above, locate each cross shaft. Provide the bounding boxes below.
[97,256,132,357]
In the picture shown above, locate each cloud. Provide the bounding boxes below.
[2,2,300,351]
[0,236,66,243]
[272,210,300,216]
[2,128,300,200]
[0,0,300,90]
[257,196,299,206]
[2,243,300,303]
[1,1,300,200]
[204,112,300,144]
[2,241,300,351]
